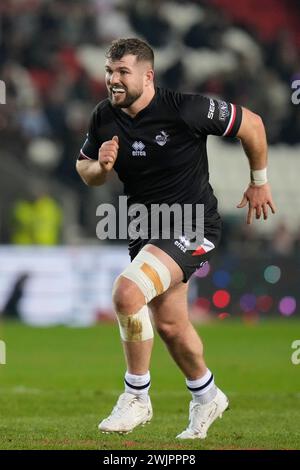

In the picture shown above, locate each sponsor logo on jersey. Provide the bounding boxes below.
[217,100,230,121]
[155,130,169,146]
[174,235,191,253]
[179,235,191,247]
[207,99,215,119]
[132,141,146,156]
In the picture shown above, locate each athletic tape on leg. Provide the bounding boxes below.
[121,250,171,303]
[117,305,153,342]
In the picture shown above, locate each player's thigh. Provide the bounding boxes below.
[142,243,184,287]
[149,281,189,326]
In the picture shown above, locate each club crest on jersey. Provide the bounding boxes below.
[155,130,169,146]
[132,141,146,156]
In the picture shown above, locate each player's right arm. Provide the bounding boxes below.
[76,104,119,186]
[76,136,119,186]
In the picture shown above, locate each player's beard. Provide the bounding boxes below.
[108,87,143,109]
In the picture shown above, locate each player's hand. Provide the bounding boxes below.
[99,136,119,172]
[237,182,276,224]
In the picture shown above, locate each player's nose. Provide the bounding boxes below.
[109,72,120,85]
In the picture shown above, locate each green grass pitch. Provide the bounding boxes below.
[0,319,300,450]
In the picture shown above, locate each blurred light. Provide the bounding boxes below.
[194,262,210,278]
[213,290,230,308]
[195,297,211,312]
[240,293,256,312]
[231,271,246,289]
[218,312,230,320]
[27,138,62,170]
[279,296,296,316]
[257,295,273,313]
[264,265,281,284]
[253,285,266,296]
[242,311,259,325]
[222,255,238,270]
[213,270,231,288]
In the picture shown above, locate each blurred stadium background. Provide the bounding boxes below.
[1,0,300,451]
[0,0,300,325]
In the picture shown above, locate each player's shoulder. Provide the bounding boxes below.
[156,87,189,111]
[157,87,206,109]
[157,86,183,102]
[90,98,111,119]
[94,98,110,112]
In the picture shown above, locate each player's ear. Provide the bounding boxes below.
[145,68,154,86]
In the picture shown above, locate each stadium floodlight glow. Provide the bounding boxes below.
[279,296,296,316]
[218,312,230,320]
[257,295,273,313]
[213,270,231,288]
[212,290,231,309]
[242,311,259,324]
[195,297,211,312]
[231,271,246,289]
[194,261,210,278]
[240,293,257,312]
[264,265,281,284]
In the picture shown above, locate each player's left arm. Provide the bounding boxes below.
[236,107,276,224]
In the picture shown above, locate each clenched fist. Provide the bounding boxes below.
[99,135,119,172]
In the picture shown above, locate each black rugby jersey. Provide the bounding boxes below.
[79,87,242,217]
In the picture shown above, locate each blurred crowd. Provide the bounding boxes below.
[0,0,300,244]
[221,217,300,258]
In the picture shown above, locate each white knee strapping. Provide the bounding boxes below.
[117,305,154,342]
[121,250,171,303]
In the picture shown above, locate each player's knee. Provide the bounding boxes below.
[120,249,171,304]
[112,276,144,314]
[113,277,154,341]
[156,321,182,341]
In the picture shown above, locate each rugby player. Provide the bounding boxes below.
[76,38,275,439]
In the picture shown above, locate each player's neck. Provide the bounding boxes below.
[122,87,155,118]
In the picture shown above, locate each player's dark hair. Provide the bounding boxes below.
[105,38,154,67]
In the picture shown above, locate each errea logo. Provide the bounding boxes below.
[132,141,146,156]
[174,235,191,253]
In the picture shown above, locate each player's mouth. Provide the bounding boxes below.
[111,86,126,97]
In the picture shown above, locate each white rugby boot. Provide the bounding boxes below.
[98,392,153,433]
[176,388,229,439]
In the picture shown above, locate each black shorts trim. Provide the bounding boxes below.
[128,218,222,282]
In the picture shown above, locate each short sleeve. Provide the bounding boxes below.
[78,106,100,161]
[178,93,242,138]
